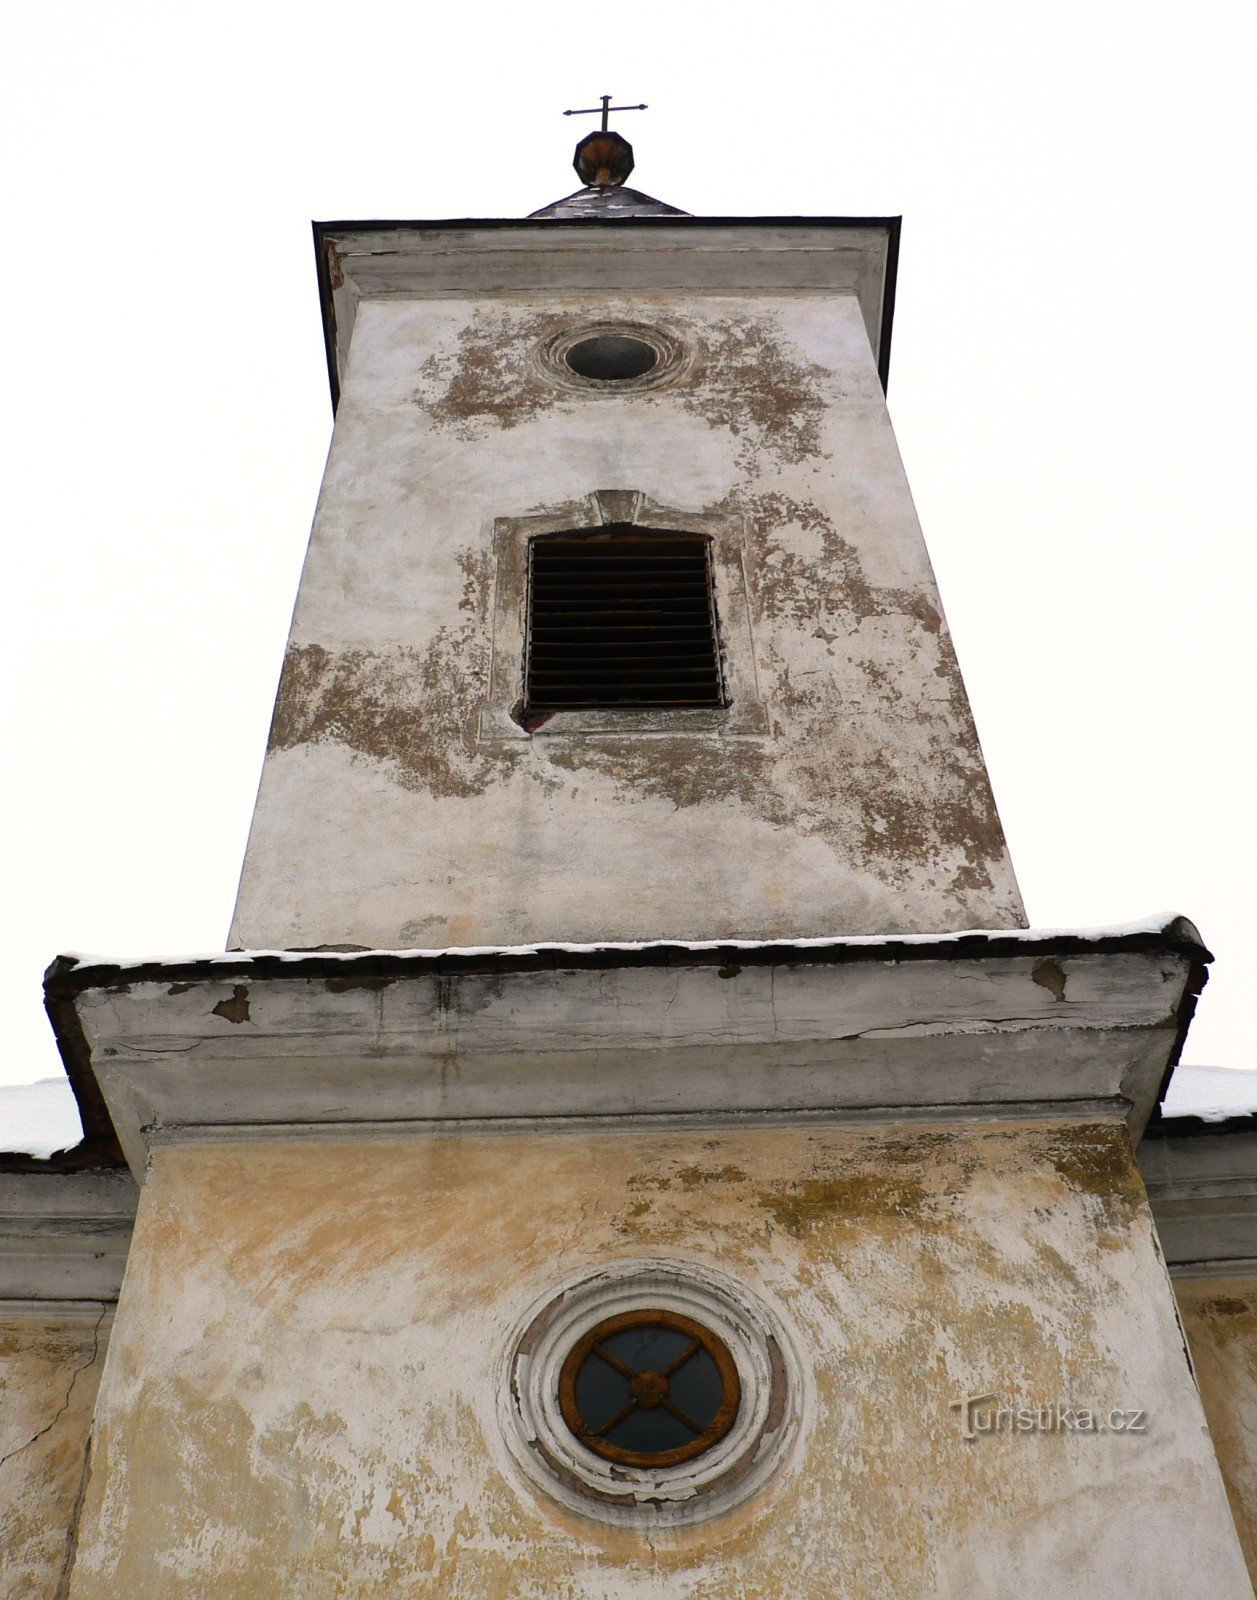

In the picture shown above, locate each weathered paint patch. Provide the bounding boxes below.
[269,640,518,799]
[414,306,830,470]
[0,1315,107,1600]
[414,308,575,434]
[730,485,1005,888]
[532,482,1007,892]
[268,547,519,800]
[676,314,830,467]
[67,1122,1249,1597]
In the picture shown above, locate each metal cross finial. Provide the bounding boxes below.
[563,95,648,133]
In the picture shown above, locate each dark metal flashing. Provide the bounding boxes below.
[0,989,130,1172]
[1143,1113,1257,1142]
[313,218,341,412]
[0,1149,119,1175]
[312,214,903,413]
[878,213,901,393]
[0,996,132,1173]
[1144,944,1213,1132]
[45,918,1210,1001]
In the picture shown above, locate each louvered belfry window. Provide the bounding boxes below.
[524,528,724,713]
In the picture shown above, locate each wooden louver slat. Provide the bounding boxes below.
[525,529,723,712]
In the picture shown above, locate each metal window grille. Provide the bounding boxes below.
[524,528,724,712]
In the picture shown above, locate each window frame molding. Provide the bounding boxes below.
[501,1258,804,1529]
[479,489,770,742]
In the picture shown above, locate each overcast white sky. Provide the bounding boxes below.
[1,0,1254,1107]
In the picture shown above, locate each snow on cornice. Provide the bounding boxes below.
[46,914,1208,991]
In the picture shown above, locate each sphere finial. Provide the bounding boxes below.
[574,130,635,188]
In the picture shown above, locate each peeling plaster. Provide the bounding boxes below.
[413,307,831,470]
[268,548,515,801]
[1032,960,1068,1002]
[211,987,251,1026]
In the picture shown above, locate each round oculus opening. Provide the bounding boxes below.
[504,1261,801,1527]
[558,1308,741,1467]
[563,334,659,383]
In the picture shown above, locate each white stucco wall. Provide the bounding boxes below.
[232,280,1023,949]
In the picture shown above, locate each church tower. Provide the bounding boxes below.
[38,117,1254,1597]
[230,114,1022,952]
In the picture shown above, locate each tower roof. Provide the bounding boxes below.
[528,185,688,220]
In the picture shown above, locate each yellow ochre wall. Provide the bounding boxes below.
[1,1315,108,1600]
[68,1121,1249,1598]
[1177,1276,1257,1588]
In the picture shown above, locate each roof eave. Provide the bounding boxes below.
[311,214,903,412]
[42,918,1209,1181]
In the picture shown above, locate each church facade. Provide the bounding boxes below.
[4,131,1257,1598]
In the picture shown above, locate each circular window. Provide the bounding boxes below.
[559,1309,740,1467]
[539,323,685,392]
[502,1260,803,1527]
[564,334,658,382]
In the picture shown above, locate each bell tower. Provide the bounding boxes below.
[229,120,1023,952]
[49,117,1252,1598]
